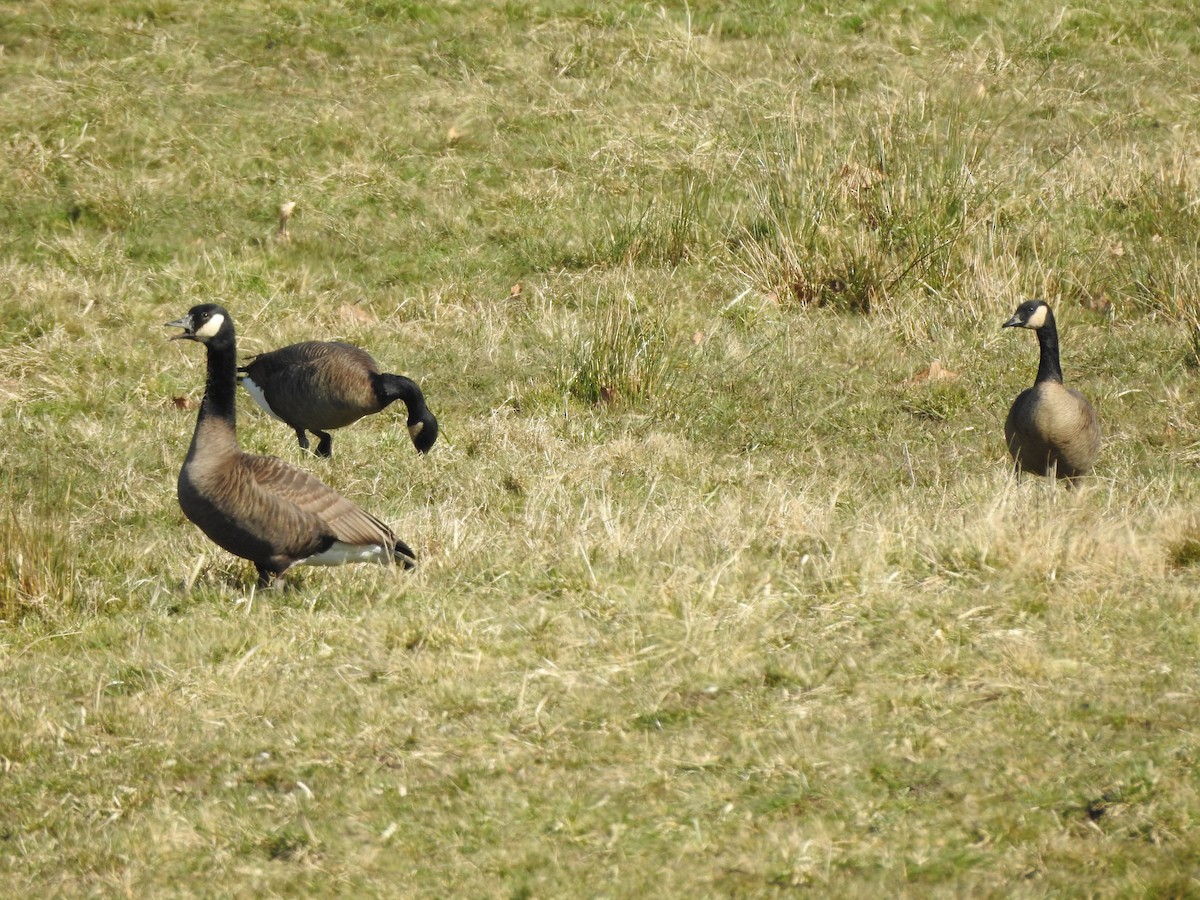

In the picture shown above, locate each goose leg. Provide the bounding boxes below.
[293,427,310,452]
[314,430,333,458]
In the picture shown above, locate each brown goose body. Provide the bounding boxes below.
[1002,300,1101,481]
[1004,381,1100,479]
[167,306,416,588]
[239,341,437,458]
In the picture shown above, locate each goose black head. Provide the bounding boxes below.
[408,409,439,454]
[1002,299,1051,331]
[166,304,234,345]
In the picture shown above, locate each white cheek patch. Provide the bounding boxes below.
[301,541,391,567]
[194,313,226,339]
[1026,305,1048,329]
[408,421,424,440]
[241,376,284,421]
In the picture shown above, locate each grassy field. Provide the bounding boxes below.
[4,0,1200,894]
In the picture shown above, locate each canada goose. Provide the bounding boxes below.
[1002,299,1101,481]
[166,304,416,588]
[238,341,438,458]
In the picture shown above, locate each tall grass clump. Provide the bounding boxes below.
[0,495,76,621]
[736,98,997,312]
[505,164,722,274]
[560,292,675,406]
[601,166,719,268]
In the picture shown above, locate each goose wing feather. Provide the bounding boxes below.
[241,453,398,548]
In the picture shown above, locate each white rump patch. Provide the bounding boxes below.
[1025,305,1048,329]
[241,376,284,421]
[301,541,391,567]
[194,312,226,339]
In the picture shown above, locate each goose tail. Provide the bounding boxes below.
[393,539,417,570]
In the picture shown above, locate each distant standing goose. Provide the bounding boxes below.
[166,304,417,588]
[238,342,438,458]
[1002,299,1101,481]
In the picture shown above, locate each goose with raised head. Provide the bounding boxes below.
[1002,299,1101,481]
[166,304,417,588]
[238,341,437,458]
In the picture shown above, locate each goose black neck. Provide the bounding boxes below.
[1034,311,1064,384]
[198,333,240,429]
[374,373,426,416]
